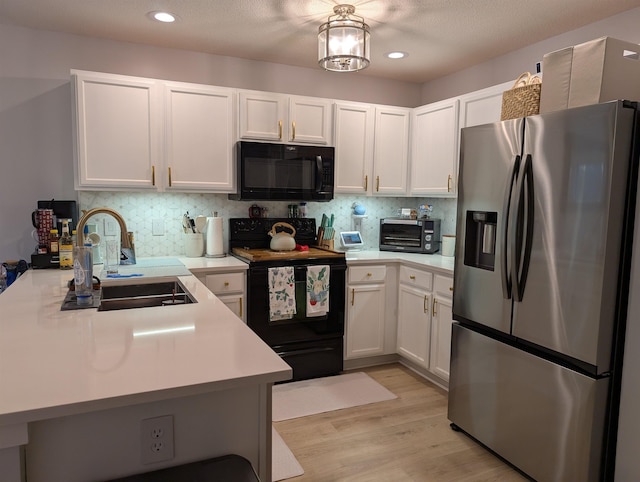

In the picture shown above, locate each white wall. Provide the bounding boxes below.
[421,7,640,103]
[0,23,422,263]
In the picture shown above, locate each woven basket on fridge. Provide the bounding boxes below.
[500,72,542,121]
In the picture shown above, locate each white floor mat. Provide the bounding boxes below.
[272,426,304,481]
[272,372,397,422]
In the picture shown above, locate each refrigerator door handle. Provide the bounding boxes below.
[512,153,535,302]
[501,154,521,299]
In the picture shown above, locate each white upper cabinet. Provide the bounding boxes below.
[333,101,374,194]
[334,102,409,196]
[410,99,459,196]
[238,90,332,145]
[459,80,512,128]
[73,70,237,193]
[73,70,161,190]
[289,96,333,145]
[164,82,236,192]
[373,106,410,195]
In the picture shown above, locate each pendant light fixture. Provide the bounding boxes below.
[318,4,370,72]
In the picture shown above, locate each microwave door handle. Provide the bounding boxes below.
[315,156,323,192]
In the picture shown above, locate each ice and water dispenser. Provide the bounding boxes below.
[464,211,497,270]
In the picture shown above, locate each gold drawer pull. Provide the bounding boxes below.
[447,174,452,192]
[291,121,296,140]
[351,288,355,306]
[239,298,243,318]
[278,120,283,140]
[449,286,454,291]
[423,295,428,313]
[364,175,368,191]
[376,175,380,192]
[168,167,172,187]
[433,298,437,317]
[151,165,155,186]
[409,275,416,280]
[224,282,229,287]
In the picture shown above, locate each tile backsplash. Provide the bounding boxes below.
[78,192,457,257]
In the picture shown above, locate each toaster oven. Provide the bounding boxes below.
[379,218,441,254]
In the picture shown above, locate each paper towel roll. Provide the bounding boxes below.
[205,216,225,258]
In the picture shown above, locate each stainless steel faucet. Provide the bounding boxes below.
[76,207,136,264]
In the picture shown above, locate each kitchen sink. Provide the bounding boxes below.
[98,280,197,311]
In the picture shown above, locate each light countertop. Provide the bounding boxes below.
[342,250,455,275]
[0,258,290,428]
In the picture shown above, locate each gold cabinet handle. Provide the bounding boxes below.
[449,286,454,291]
[291,121,296,141]
[168,167,172,187]
[376,175,380,192]
[409,275,416,280]
[151,165,155,186]
[364,175,368,191]
[447,174,452,192]
[433,298,437,317]
[224,281,229,287]
[424,295,428,314]
[278,120,283,140]
[239,297,243,318]
[351,288,355,306]
[367,273,372,277]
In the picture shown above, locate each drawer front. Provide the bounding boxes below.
[434,274,454,298]
[205,272,245,294]
[348,265,387,284]
[399,265,432,291]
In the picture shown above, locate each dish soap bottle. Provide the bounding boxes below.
[59,220,74,270]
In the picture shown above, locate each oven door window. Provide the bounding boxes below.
[243,156,317,192]
[381,224,423,248]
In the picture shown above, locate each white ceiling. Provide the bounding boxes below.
[1,0,640,83]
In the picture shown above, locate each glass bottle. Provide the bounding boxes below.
[59,221,74,270]
[49,229,59,254]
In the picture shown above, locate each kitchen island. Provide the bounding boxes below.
[0,260,291,482]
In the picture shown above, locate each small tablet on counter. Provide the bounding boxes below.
[339,231,364,249]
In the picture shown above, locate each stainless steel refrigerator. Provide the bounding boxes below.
[448,100,640,482]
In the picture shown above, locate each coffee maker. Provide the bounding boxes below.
[31,200,78,269]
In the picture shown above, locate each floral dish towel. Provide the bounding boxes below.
[269,266,296,321]
[306,265,330,317]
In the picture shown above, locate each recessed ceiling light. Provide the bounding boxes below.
[149,11,177,23]
[386,51,408,59]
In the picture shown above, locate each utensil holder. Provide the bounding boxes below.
[184,232,204,257]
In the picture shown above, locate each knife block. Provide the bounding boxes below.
[318,239,334,250]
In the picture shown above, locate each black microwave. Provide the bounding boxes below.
[229,141,335,201]
[379,218,441,254]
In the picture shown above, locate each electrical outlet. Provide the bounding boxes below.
[141,415,174,464]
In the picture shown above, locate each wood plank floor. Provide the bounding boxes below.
[273,363,529,481]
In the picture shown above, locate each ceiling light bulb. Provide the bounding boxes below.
[152,11,176,23]
[387,52,408,59]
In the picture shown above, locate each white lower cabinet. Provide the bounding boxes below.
[345,265,387,359]
[430,274,455,381]
[397,265,433,369]
[342,262,454,385]
[397,284,431,368]
[197,270,246,322]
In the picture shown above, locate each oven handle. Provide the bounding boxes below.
[276,346,336,357]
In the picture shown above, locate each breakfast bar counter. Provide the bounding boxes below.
[0,261,291,482]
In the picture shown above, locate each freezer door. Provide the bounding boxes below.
[514,101,635,373]
[453,118,524,334]
[448,324,609,482]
